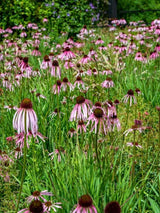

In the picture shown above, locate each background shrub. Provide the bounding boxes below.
[0,0,99,36]
[117,0,160,24]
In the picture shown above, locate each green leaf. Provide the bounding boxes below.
[148,197,160,213]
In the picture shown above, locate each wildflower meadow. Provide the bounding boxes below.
[0,18,160,213]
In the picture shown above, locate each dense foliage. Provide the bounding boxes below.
[0,0,99,35]
[118,0,160,24]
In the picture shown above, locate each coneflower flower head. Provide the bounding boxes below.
[114,99,120,105]
[43,201,62,212]
[127,89,134,96]
[94,108,104,118]
[76,96,85,104]
[70,96,92,121]
[52,60,59,66]
[13,98,38,136]
[52,80,62,94]
[29,200,43,213]
[79,194,93,207]
[44,55,50,62]
[101,77,114,88]
[135,88,141,95]
[20,98,33,109]
[73,194,97,213]
[27,190,53,203]
[122,89,137,106]
[87,106,108,135]
[104,201,121,213]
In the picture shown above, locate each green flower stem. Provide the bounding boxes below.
[95,125,102,174]
[132,130,136,181]
[16,111,27,212]
[158,111,160,149]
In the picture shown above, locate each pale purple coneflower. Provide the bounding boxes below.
[61,77,73,91]
[74,41,85,48]
[122,89,137,106]
[77,120,87,133]
[72,194,97,213]
[75,69,86,77]
[26,190,53,203]
[149,50,159,59]
[101,77,114,88]
[14,147,23,159]
[49,147,65,161]
[67,37,75,45]
[14,77,21,87]
[139,39,145,45]
[4,105,18,111]
[110,114,121,131]
[79,54,92,64]
[50,60,61,78]
[88,48,98,59]
[61,96,67,105]
[124,124,145,136]
[105,101,117,118]
[92,68,99,76]
[19,57,29,70]
[48,52,54,60]
[99,45,107,50]
[2,77,13,91]
[52,80,62,94]
[108,42,113,48]
[114,99,120,105]
[36,93,47,102]
[86,68,98,76]
[15,70,25,80]
[59,47,75,60]
[95,37,104,45]
[49,108,61,119]
[13,98,38,136]
[43,18,48,23]
[32,69,41,77]
[101,70,112,75]
[134,52,144,61]
[87,107,108,135]
[43,201,62,212]
[64,60,75,69]
[32,47,41,56]
[68,128,76,137]
[80,25,88,34]
[73,76,85,90]
[70,96,92,121]
[20,32,27,37]
[127,142,142,148]
[34,39,40,46]
[62,41,73,49]
[40,55,50,69]
[155,44,160,52]
[18,200,44,213]
[23,65,33,78]
[135,88,141,96]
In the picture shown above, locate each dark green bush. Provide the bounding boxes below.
[118,0,160,24]
[0,0,98,36]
